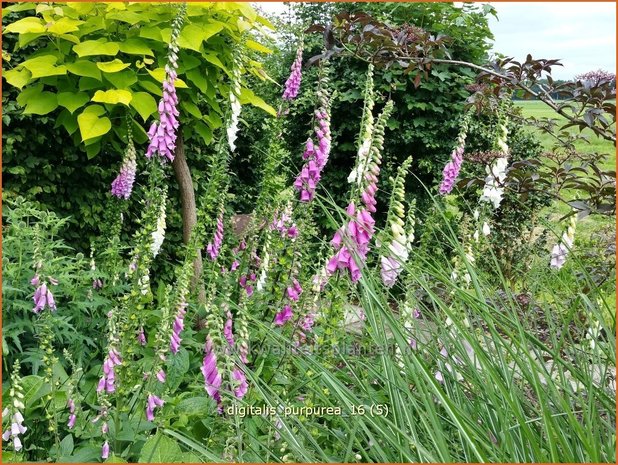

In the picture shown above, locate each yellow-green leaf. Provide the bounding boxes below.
[20,55,67,79]
[67,60,102,80]
[4,17,45,34]
[45,17,84,35]
[3,68,32,89]
[246,39,272,54]
[130,91,157,122]
[239,87,276,117]
[73,40,120,58]
[96,59,130,73]
[77,105,112,141]
[92,89,133,106]
[118,39,153,56]
[22,91,58,115]
[57,92,90,114]
[177,23,224,52]
[146,68,188,88]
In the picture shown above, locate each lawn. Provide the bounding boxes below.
[515,100,616,168]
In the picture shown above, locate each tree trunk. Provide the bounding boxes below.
[172,133,206,303]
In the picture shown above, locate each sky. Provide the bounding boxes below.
[253,2,616,80]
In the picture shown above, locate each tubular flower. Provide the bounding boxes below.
[111,135,137,199]
[223,310,235,346]
[206,210,225,260]
[32,277,58,313]
[438,113,470,195]
[231,368,249,399]
[274,304,293,326]
[145,394,164,422]
[550,214,577,270]
[480,118,509,209]
[2,361,27,452]
[227,59,242,152]
[169,301,187,354]
[348,65,375,184]
[67,399,76,429]
[138,326,147,346]
[294,64,332,202]
[327,101,394,283]
[101,441,110,460]
[145,5,185,162]
[96,348,122,394]
[271,203,298,239]
[151,199,167,257]
[201,337,223,409]
[286,278,303,302]
[380,158,415,287]
[282,45,303,100]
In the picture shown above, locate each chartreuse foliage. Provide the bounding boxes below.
[3,1,276,158]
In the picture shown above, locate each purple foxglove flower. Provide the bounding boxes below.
[138,326,147,346]
[68,414,76,429]
[146,394,164,421]
[102,422,109,434]
[230,260,240,271]
[31,274,40,286]
[102,441,110,460]
[111,140,137,199]
[201,338,222,401]
[439,146,464,195]
[224,311,235,346]
[92,278,104,290]
[156,370,166,383]
[232,368,248,399]
[67,399,75,413]
[169,302,187,354]
[206,212,224,261]
[282,46,303,100]
[274,304,293,326]
[46,289,56,311]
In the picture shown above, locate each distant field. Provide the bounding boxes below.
[514,100,615,168]
[514,100,615,238]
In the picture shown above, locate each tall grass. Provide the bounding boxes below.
[170,192,616,463]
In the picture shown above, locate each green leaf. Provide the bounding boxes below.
[57,92,90,114]
[138,80,163,97]
[185,69,208,93]
[146,68,188,88]
[118,38,153,56]
[20,375,45,408]
[4,16,45,34]
[203,53,228,73]
[176,397,213,417]
[138,434,183,463]
[180,101,202,119]
[103,69,137,88]
[3,68,32,89]
[67,60,102,80]
[73,40,120,58]
[239,88,276,116]
[46,17,84,35]
[194,121,212,145]
[92,89,132,106]
[20,55,67,79]
[77,105,112,141]
[130,92,157,121]
[59,434,74,457]
[97,59,130,73]
[177,23,224,52]
[139,26,161,41]
[85,140,101,159]
[22,91,58,115]
[246,39,272,54]
[105,454,128,463]
[79,77,105,91]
